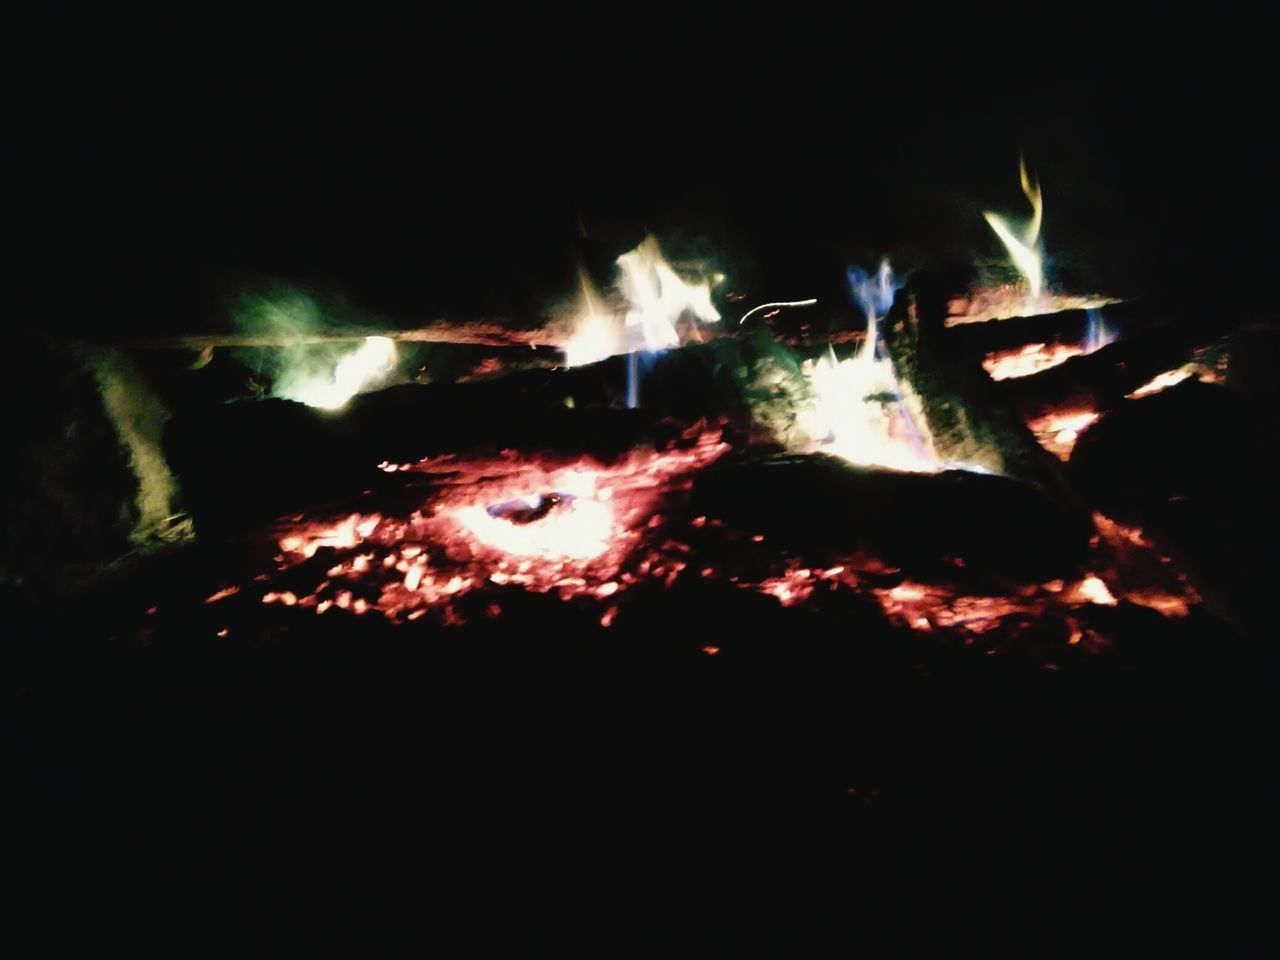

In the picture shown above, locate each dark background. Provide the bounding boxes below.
[12,13,1278,335]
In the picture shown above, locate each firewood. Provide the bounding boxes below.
[884,272,1088,518]
[998,319,1219,423]
[691,453,1091,580]
[133,319,560,350]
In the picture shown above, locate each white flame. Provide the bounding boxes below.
[800,347,940,473]
[562,313,621,368]
[562,236,720,366]
[278,336,398,410]
[984,158,1045,297]
[617,235,720,349]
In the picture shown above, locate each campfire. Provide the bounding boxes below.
[60,158,1250,666]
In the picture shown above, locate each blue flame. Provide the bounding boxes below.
[847,260,899,324]
[625,350,666,410]
[627,352,639,409]
[1084,308,1115,353]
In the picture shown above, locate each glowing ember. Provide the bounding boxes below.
[450,496,613,561]
[1129,367,1192,398]
[1126,355,1227,399]
[1070,575,1118,606]
[873,580,1040,635]
[984,309,1115,382]
[758,564,819,606]
[1090,513,1199,616]
[257,430,729,623]
[946,289,1118,327]
[983,341,1088,380]
[731,510,1199,640]
[1026,408,1101,460]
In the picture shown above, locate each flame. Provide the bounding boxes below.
[800,348,940,472]
[798,260,944,473]
[562,312,621,368]
[276,336,398,410]
[984,158,1045,297]
[562,236,720,367]
[618,235,720,349]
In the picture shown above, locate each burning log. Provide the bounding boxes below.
[133,319,562,351]
[163,364,731,533]
[998,316,1223,424]
[946,307,1101,360]
[883,272,1086,511]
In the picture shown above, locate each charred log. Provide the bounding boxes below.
[946,307,1099,361]
[692,453,1091,581]
[884,273,1086,513]
[133,319,561,351]
[999,319,1223,423]
[1068,380,1273,636]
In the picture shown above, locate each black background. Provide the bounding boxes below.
[12,12,1277,333]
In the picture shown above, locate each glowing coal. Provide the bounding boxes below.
[983,308,1116,381]
[1026,408,1101,461]
[256,430,730,623]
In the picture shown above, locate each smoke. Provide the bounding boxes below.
[83,347,194,547]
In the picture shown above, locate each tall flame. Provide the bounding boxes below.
[799,261,941,473]
[984,158,1045,297]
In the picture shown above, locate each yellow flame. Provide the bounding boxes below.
[984,157,1044,297]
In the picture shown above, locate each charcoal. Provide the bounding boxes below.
[1068,381,1261,515]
